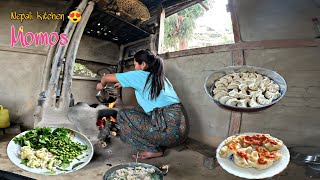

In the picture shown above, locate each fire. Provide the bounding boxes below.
[108,101,116,108]
[110,116,116,123]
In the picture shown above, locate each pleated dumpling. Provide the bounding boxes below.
[233,146,253,168]
[249,94,261,107]
[265,91,281,100]
[219,143,242,158]
[264,137,284,151]
[226,98,239,106]
[247,151,274,170]
[224,135,241,145]
[214,91,228,100]
[257,94,272,105]
[219,96,233,104]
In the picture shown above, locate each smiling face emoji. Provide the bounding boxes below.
[68,11,81,23]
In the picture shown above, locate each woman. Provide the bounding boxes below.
[96,49,187,159]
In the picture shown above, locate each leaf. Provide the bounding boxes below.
[20,159,28,165]
[60,162,70,169]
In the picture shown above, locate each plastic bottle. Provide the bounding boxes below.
[0,105,10,128]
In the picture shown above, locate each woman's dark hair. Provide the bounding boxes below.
[134,49,166,100]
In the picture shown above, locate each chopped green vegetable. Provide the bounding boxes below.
[20,159,28,165]
[14,127,88,170]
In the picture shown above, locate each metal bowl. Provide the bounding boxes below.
[204,65,287,112]
[103,163,165,180]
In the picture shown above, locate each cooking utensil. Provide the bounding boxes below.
[290,146,320,165]
[103,162,168,180]
[96,83,117,103]
[216,132,290,179]
[204,65,287,112]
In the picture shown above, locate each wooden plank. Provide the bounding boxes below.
[184,138,216,157]
[228,50,244,136]
[232,50,244,65]
[160,39,320,59]
[229,111,242,136]
[228,0,242,42]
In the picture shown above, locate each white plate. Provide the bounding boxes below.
[216,133,290,179]
[7,127,94,175]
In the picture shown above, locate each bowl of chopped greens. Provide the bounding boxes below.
[7,127,94,175]
[103,163,167,180]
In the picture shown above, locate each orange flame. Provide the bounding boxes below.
[108,101,116,108]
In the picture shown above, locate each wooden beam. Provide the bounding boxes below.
[160,39,320,59]
[228,50,244,136]
[228,0,242,42]
[157,6,165,54]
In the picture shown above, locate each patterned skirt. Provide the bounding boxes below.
[117,103,188,152]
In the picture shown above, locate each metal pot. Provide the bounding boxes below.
[204,65,287,112]
[103,163,168,180]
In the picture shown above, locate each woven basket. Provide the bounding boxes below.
[116,0,150,22]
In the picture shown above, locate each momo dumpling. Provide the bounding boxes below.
[221,75,233,83]
[219,96,233,104]
[228,89,239,97]
[247,151,274,170]
[267,83,280,93]
[265,91,281,100]
[261,77,271,85]
[249,95,261,107]
[259,82,267,92]
[231,73,241,80]
[224,135,241,145]
[215,80,228,88]
[264,137,284,151]
[219,143,241,158]
[227,82,240,89]
[240,73,249,79]
[249,73,257,79]
[257,94,272,105]
[256,147,282,161]
[226,98,239,106]
[213,87,227,94]
[248,81,259,91]
[214,91,228,100]
[238,83,248,91]
[237,99,250,107]
[233,147,253,168]
[255,73,263,81]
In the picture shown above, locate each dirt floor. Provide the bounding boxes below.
[0,134,315,180]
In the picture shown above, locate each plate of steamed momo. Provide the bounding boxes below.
[204,66,287,112]
[216,133,290,179]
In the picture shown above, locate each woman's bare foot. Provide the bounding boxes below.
[132,151,163,159]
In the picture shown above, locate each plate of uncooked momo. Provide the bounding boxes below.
[213,72,281,108]
[216,133,290,179]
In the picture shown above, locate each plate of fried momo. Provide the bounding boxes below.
[216,133,290,179]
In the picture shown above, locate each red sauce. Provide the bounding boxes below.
[236,150,248,160]
[244,134,267,146]
[256,147,277,159]
[227,143,238,150]
[258,157,267,164]
[267,138,278,145]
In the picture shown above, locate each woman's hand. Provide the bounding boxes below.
[114,83,122,89]
[96,83,104,91]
